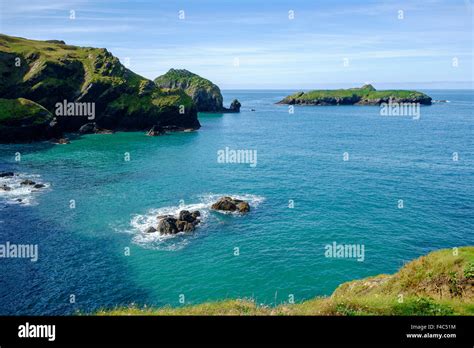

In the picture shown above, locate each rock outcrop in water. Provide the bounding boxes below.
[154,69,241,113]
[277,84,432,106]
[0,34,200,143]
[147,210,201,235]
[211,196,250,213]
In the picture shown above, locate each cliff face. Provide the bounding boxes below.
[277,84,432,106]
[0,34,200,142]
[154,69,224,112]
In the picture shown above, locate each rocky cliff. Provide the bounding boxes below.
[154,69,240,113]
[0,34,200,143]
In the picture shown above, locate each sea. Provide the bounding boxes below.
[0,89,472,315]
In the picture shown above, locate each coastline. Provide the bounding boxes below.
[96,247,474,316]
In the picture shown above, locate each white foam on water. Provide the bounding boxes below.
[0,173,50,206]
[129,193,265,251]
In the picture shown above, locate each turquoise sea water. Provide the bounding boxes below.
[0,90,473,315]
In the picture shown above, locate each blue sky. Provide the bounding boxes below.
[0,0,472,89]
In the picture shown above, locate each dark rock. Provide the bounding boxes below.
[20,179,36,186]
[211,196,250,213]
[0,172,14,177]
[229,99,241,112]
[191,211,201,219]
[157,217,179,234]
[178,210,196,223]
[183,222,195,232]
[79,122,98,134]
[176,220,186,232]
[145,226,157,233]
[1,185,11,191]
[147,124,165,136]
[33,183,45,189]
[236,201,250,213]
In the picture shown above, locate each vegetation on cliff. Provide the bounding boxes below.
[97,247,473,315]
[154,69,240,112]
[277,84,432,105]
[154,69,224,112]
[0,98,58,142]
[0,34,199,142]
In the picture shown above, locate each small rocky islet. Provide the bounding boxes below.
[145,196,251,236]
[0,171,46,192]
[277,84,432,106]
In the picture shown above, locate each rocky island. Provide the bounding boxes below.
[154,69,241,113]
[277,84,432,106]
[0,34,200,143]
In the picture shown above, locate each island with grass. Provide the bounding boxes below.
[277,84,432,106]
[97,246,473,316]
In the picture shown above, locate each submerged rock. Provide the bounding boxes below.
[211,196,250,213]
[20,179,36,186]
[0,172,14,177]
[1,185,12,191]
[33,183,45,189]
[145,226,157,233]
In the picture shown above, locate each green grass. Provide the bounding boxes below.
[154,68,223,110]
[0,97,52,126]
[95,247,474,316]
[280,84,430,104]
[154,69,218,91]
[0,34,196,120]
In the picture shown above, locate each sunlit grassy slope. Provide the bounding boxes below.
[97,247,473,316]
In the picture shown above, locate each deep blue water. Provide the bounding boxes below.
[0,90,473,315]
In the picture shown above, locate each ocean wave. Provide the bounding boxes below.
[0,173,50,206]
[129,193,265,251]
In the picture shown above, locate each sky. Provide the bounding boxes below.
[0,0,473,89]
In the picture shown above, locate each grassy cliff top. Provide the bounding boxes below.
[154,68,220,92]
[0,34,145,91]
[97,246,473,316]
[0,97,52,126]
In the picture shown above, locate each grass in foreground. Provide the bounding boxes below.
[96,247,474,316]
